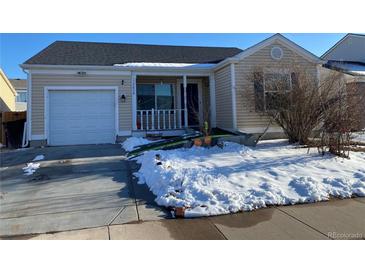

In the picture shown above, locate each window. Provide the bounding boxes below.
[137,83,174,110]
[271,46,283,60]
[264,73,292,111]
[16,91,27,102]
[264,73,291,92]
[254,72,294,112]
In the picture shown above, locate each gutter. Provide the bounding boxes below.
[21,68,30,147]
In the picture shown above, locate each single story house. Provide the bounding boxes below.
[322,33,365,129]
[21,33,323,146]
[9,79,28,111]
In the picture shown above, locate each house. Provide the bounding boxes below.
[322,33,365,129]
[9,79,27,111]
[0,69,17,112]
[20,34,323,147]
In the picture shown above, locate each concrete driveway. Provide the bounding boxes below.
[0,144,170,237]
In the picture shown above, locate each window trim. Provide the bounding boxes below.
[136,83,175,110]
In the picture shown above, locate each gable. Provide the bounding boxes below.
[238,41,318,69]
[234,34,322,64]
[322,34,365,63]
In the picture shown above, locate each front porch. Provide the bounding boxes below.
[131,74,216,136]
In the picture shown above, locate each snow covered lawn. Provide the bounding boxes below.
[128,139,365,217]
[121,137,157,152]
[352,131,365,143]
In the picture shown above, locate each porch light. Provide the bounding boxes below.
[120,94,126,102]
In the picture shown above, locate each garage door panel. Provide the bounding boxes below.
[48,90,116,146]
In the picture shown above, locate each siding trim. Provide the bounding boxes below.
[209,73,216,127]
[43,86,119,145]
[27,72,32,141]
[230,63,237,130]
[131,73,137,130]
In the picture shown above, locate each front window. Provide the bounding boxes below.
[264,73,292,110]
[137,83,174,110]
[16,91,27,102]
[264,73,291,92]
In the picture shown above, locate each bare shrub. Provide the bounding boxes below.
[247,64,363,157]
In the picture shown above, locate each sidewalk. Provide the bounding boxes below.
[2,198,365,240]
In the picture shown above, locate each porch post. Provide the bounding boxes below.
[183,75,188,127]
[209,73,216,128]
[132,72,137,130]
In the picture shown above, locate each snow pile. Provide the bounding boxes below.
[133,140,365,217]
[32,154,45,161]
[352,132,365,143]
[23,163,40,176]
[122,137,156,152]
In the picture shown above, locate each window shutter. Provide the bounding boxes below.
[254,72,264,111]
[291,72,299,90]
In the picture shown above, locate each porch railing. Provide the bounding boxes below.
[136,109,186,130]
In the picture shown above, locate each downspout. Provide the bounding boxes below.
[21,68,30,147]
[230,63,237,131]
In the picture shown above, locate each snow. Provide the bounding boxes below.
[32,154,45,161]
[133,140,365,217]
[113,62,216,69]
[327,61,365,76]
[23,162,40,176]
[352,132,365,143]
[122,137,156,152]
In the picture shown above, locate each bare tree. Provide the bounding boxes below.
[247,64,363,157]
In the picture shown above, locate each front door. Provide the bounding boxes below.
[180,83,200,126]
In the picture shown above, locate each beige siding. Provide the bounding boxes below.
[234,42,318,133]
[0,69,16,112]
[30,74,132,136]
[214,65,233,129]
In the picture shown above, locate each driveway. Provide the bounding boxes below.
[0,144,170,237]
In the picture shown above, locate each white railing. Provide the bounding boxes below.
[136,108,186,130]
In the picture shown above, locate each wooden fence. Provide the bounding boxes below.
[0,111,26,146]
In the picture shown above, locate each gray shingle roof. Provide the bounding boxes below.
[24,41,243,66]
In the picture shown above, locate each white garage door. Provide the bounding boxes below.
[48,89,116,146]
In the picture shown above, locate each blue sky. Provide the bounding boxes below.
[0,33,345,79]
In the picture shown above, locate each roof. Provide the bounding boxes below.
[321,33,365,61]
[23,41,243,66]
[324,61,365,77]
[0,69,17,96]
[233,33,323,64]
[9,79,27,90]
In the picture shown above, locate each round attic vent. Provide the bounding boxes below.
[271,46,283,60]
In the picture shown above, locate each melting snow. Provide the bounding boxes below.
[23,163,40,176]
[32,155,45,161]
[122,137,156,152]
[132,140,365,217]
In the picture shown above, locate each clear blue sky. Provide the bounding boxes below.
[0,33,345,79]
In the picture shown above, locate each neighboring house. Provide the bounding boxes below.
[0,69,17,112]
[10,79,27,111]
[21,33,323,147]
[322,33,365,129]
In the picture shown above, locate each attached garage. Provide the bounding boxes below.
[45,87,118,146]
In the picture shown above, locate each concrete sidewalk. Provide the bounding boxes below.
[3,198,364,240]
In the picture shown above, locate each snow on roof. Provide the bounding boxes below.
[326,61,365,76]
[113,62,216,69]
